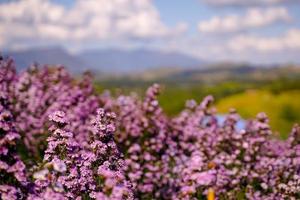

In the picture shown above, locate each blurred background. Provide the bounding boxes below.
[1,0,300,138]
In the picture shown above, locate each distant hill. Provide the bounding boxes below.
[79,48,204,74]
[4,47,298,81]
[4,47,87,73]
[2,47,204,74]
[163,64,300,83]
[101,63,300,84]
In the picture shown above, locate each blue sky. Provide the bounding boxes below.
[0,0,300,64]
[156,0,300,34]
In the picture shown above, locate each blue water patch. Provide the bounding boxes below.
[216,115,246,131]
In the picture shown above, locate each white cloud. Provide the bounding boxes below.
[161,29,300,64]
[201,0,299,7]
[0,0,186,49]
[227,29,300,52]
[198,7,291,33]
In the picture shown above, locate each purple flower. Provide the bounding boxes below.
[49,111,67,125]
[1,58,300,199]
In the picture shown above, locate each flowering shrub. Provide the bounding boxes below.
[28,109,133,200]
[0,58,132,199]
[1,57,300,199]
[2,59,99,159]
[0,61,27,199]
[111,88,300,199]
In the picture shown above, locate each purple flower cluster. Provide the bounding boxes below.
[6,61,99,157]
[111,84,171,198]
[107,86,300,199]
[0,58,132,199]
[1,59,27,199]
[28,110,133,200]
[1,57,300,199]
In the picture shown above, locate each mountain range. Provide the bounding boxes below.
[2,47,204,74]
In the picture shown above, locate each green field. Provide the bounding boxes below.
[95,79,300,139]
[158,84,300,139]
[216,90,300,139]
